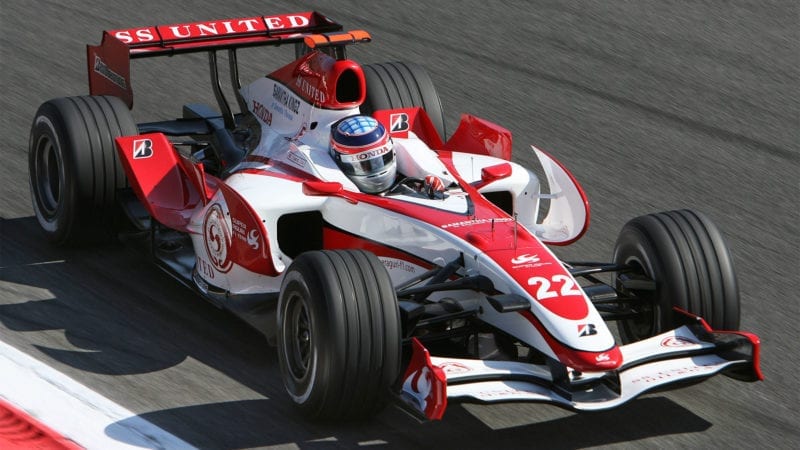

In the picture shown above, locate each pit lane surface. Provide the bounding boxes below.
[1,1,798,448]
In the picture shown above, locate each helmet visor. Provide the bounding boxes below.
[336,143,395,176]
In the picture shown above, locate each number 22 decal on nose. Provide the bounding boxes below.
[527,275,583,300]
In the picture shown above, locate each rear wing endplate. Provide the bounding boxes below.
[87,11,368,112]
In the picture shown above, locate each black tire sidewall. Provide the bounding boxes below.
[614,218,685,341]
[29,102,82,243]
[276,250,400,420]
[277,267,334,411]
[28,96,135,245]
[613,210,740,343]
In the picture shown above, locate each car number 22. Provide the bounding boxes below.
[527,275,583,300]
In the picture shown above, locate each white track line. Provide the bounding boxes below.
[0,339,196,450]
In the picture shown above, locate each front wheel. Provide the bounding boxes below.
[613,210,740,343]
[277,250,401,420]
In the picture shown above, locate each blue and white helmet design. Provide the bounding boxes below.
[330,115,396,193]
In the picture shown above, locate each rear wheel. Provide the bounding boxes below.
[277,249,401,420]
[613,209,740,343]
[28,95,137,245]
[361,61,446,140]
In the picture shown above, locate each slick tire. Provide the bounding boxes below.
[28,95,137,245]
[361,61,447,140]
[277,249,401,420]
[613,209,740,343]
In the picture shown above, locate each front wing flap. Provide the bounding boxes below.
[398,321,761,419]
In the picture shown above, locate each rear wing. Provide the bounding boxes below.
[87,11,370,123]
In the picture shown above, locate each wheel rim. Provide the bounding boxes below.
[32,134,63,219]
[283,292,314,382]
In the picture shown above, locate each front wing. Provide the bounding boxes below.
[398,317,761,419]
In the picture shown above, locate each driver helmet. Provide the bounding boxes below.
[330,115,396,193]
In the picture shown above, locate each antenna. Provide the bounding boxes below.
[471,156,475,181]
[513,213,518,249]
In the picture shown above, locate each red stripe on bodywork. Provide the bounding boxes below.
[323,226,432,269]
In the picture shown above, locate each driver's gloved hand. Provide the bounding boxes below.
[423,175,446,199]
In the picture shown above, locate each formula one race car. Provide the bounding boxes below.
[28,11,762,421]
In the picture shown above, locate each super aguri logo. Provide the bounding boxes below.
[203,204,232,273]
[511,254,540,265]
